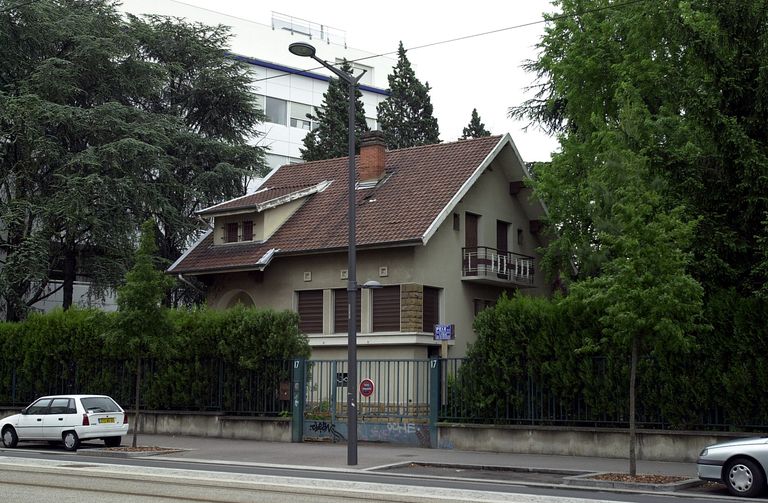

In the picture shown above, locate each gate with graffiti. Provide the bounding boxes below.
[298,359,436,447]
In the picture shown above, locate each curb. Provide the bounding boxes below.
[563,471,704,492]
[79,447,186,458]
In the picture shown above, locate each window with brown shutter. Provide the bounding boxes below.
[242,220,253,241]
[422,287,440,333]
[333,288,361,333]
[297,290,323,333]
[372,285,400,332]
[226,222,238,243]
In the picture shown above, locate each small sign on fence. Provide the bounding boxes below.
[434,324,455,341]
[359,378,375,398]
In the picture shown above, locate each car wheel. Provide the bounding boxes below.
[104,436,121,447]
[62,431,79,452]
[725,458,765,498]
[1,426,18,448]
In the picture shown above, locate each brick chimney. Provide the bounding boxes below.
[358,130,386,183]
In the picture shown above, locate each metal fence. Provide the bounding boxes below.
[0,358,292,417]
[304,359,431,423]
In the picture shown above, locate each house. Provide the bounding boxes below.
[168,132,550,360]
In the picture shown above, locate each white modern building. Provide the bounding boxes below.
[120,1,395,176]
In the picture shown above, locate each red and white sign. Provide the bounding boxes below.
[359,378,375,398]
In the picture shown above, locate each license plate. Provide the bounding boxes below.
[98,417,115,424]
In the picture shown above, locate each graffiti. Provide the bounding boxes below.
[306,420,345,442]
[309,421,332,432]
[386,422,416,434]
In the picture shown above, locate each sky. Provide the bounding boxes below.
[137,0,561,162]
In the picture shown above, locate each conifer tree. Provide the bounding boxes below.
[462,108,491,138]
[377,42,440,149]
[300,59,369,161]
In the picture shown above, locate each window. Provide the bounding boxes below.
[422,287,440,333]
[226,223,238,243]
[297,290,323,333]
[473,298,496,317]
[80,396,120,413]
[265,96,287,125]
[333,288,361,333]
[453,213,460,231]
[517,228,524,246]
[26,398,51,415]
[290,102,313,130]
[49,398,75,414]
[242,220,253,241]
[372,286,400,332]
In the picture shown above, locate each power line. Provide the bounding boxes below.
[252,0,649,83]
[0,0,40,14]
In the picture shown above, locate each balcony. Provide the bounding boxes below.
[462,247,535,287]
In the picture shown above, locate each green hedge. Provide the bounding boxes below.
[456,290,768,430]
[0,306,310,410]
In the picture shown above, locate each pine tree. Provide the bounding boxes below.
[377,42,440,149]
[300,59,369,161]
[462,109,491,138]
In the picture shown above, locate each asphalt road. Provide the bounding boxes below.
[0,448,761,503]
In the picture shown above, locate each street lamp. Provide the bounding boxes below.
[289,41,365,466]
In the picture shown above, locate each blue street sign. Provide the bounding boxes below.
[434,324,455,341]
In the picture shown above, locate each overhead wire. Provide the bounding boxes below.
[250,0,650,83]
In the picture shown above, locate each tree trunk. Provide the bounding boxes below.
[629,335,638,476]
[62,246,76,310]
[132,355,141,448]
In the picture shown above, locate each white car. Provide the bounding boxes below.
[1,395,129,451]
[698,437,768,498]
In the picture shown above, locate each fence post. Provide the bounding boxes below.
[429,357,441,448]
[291,358,306,443]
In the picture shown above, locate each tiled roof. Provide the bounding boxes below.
[170,135,504,274]
[197,185,316,215]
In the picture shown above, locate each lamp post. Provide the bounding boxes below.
[289,42,365,466]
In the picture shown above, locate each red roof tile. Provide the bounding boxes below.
[170,136,503,274]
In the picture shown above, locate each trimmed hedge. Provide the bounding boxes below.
[0,306,310,411]
[456,290,768,430]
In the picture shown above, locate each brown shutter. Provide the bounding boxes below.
[465,213,479,249]
[242,220,253,241]
[372,285,400,332]
[297,290,323,333]
[333,289,361,333]
[226,223,239,243]
[422,287,439,333]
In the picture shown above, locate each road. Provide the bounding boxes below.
[0,447,759,503]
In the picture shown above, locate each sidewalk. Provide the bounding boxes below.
[118,433,698,478]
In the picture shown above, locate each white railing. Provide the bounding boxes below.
[462,247,535,286]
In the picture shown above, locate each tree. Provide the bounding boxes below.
[111,220,174,448]
[377,42,440,149]
[300,59,369,161]
[461,108,491,139]
[511,0,768,296]
[0,0,266,319]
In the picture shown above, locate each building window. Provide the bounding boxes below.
[226,223,239,243]
[290,102,314,130]
[422,287,440,333]
[453,213,460,231]
[473,298,496,317]
[517,228,524,246]
[333,288,361,333]
[372,285,400,332]
[265,96,287,125]
[242,220,253,241]
[297,290,323,333]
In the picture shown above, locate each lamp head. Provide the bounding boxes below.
[289,42,317,58]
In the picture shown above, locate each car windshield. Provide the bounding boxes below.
[80,397,120,413]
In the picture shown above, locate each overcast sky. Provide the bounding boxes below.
[143,0,560,162]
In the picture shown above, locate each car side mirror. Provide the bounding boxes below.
[20,407,27,415]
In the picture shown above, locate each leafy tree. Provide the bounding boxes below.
[511,0,768,296]
[300,59,369,161]
[377,42,440,149]
[510,0,720,474]
[110,220,174,448]
[0,0,265,318]
[461,108,491,139]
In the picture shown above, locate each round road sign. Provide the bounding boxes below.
[359,378,375,398]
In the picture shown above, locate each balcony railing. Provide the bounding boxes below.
[462,247,535,287]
